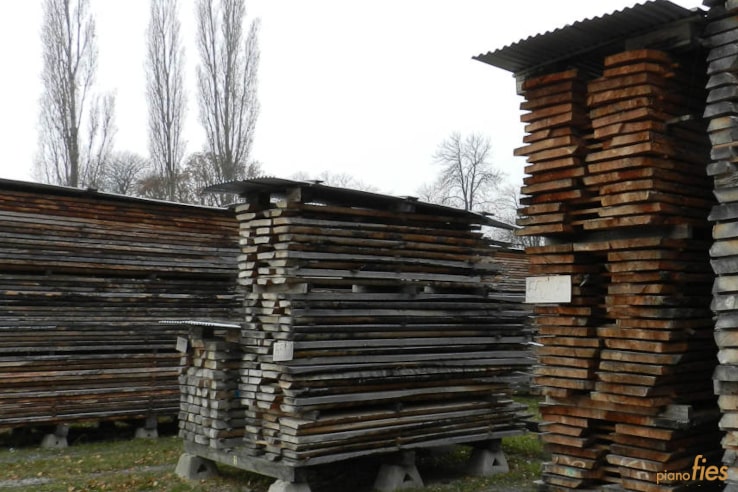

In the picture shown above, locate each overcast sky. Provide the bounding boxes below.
[0,0,699,197]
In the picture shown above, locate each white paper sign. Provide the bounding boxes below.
[525,275,572,304]
[273,341,294,362]
[176,336,189,353]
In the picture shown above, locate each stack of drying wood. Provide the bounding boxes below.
[515,68,589,236]
[178,322,246,450]
[518,49,720,491]
[703,1,738,488]
[0,180,240,430]
[179,179,533,467]
[236,189,532,465]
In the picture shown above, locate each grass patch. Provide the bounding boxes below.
[0,432,274,492]
[0,395,546,491]
[407,431,544,492]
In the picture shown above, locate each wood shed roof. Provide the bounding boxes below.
[207,177,516,230]
[0,177,225,211]
[474,0,703,80]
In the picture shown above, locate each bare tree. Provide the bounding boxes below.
[182,152,218,205]
[102,151,151,195]
[489,183,543,248]
[136,166,189,202]
[432,132,504,212]
[195,0,260,186]
[147,0,186,201]
[181,151,262,206]
[37,0,116,188]
[416,178,453,206]
[81,93,116,188]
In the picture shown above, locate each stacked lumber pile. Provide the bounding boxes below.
[177,322,246,450]
[0,180,240,430]
[703,0,738,488]
[517,49,721,491]
[514,68,590,236]
[179,179,533,468]
[492,248,529,294]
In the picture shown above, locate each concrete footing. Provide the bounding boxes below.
[467,440,509,476]
[41,424,69,449]
[267,479,312,492]
[373,451,424,492]
[174,453,218,481]
[135,416,158,439]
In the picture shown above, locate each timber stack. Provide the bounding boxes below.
[176,178,532,476]
[176,321,245,450]
[704,0,738,489]
[0,179,240,431]
[516,48,720,491]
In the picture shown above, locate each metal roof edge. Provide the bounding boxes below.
[474,0,704,77]
[206,177,517,230]
[0,176,229,212]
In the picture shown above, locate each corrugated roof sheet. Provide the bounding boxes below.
[0,176,226,211]
[474,0,702,77]
[206,177,515,230]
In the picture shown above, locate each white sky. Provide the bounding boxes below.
[0,0,699,197]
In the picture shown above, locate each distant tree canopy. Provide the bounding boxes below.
[103,151,150,196]
[180,151,262,206]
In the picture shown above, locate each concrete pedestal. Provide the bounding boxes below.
[174,453,218,481]
[467,440,509,476]
[373,451,424,492]
[135,416,158,439]
[267,479,312,492]
[41,424,69,449]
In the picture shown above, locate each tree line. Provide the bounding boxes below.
[36,0,260,206]
[35,0,532,245]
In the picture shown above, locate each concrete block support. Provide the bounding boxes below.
[373,451,424,492]
[174,453,218,481]
[135,416,158,439]
[467,440,509,476]
[267,479,312,492]
[41,424,69,449]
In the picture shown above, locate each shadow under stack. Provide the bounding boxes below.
[174,178,533,486]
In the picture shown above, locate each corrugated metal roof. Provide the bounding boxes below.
[0,176,227,211]
[474,0,703,78]
[206,177,515,230]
